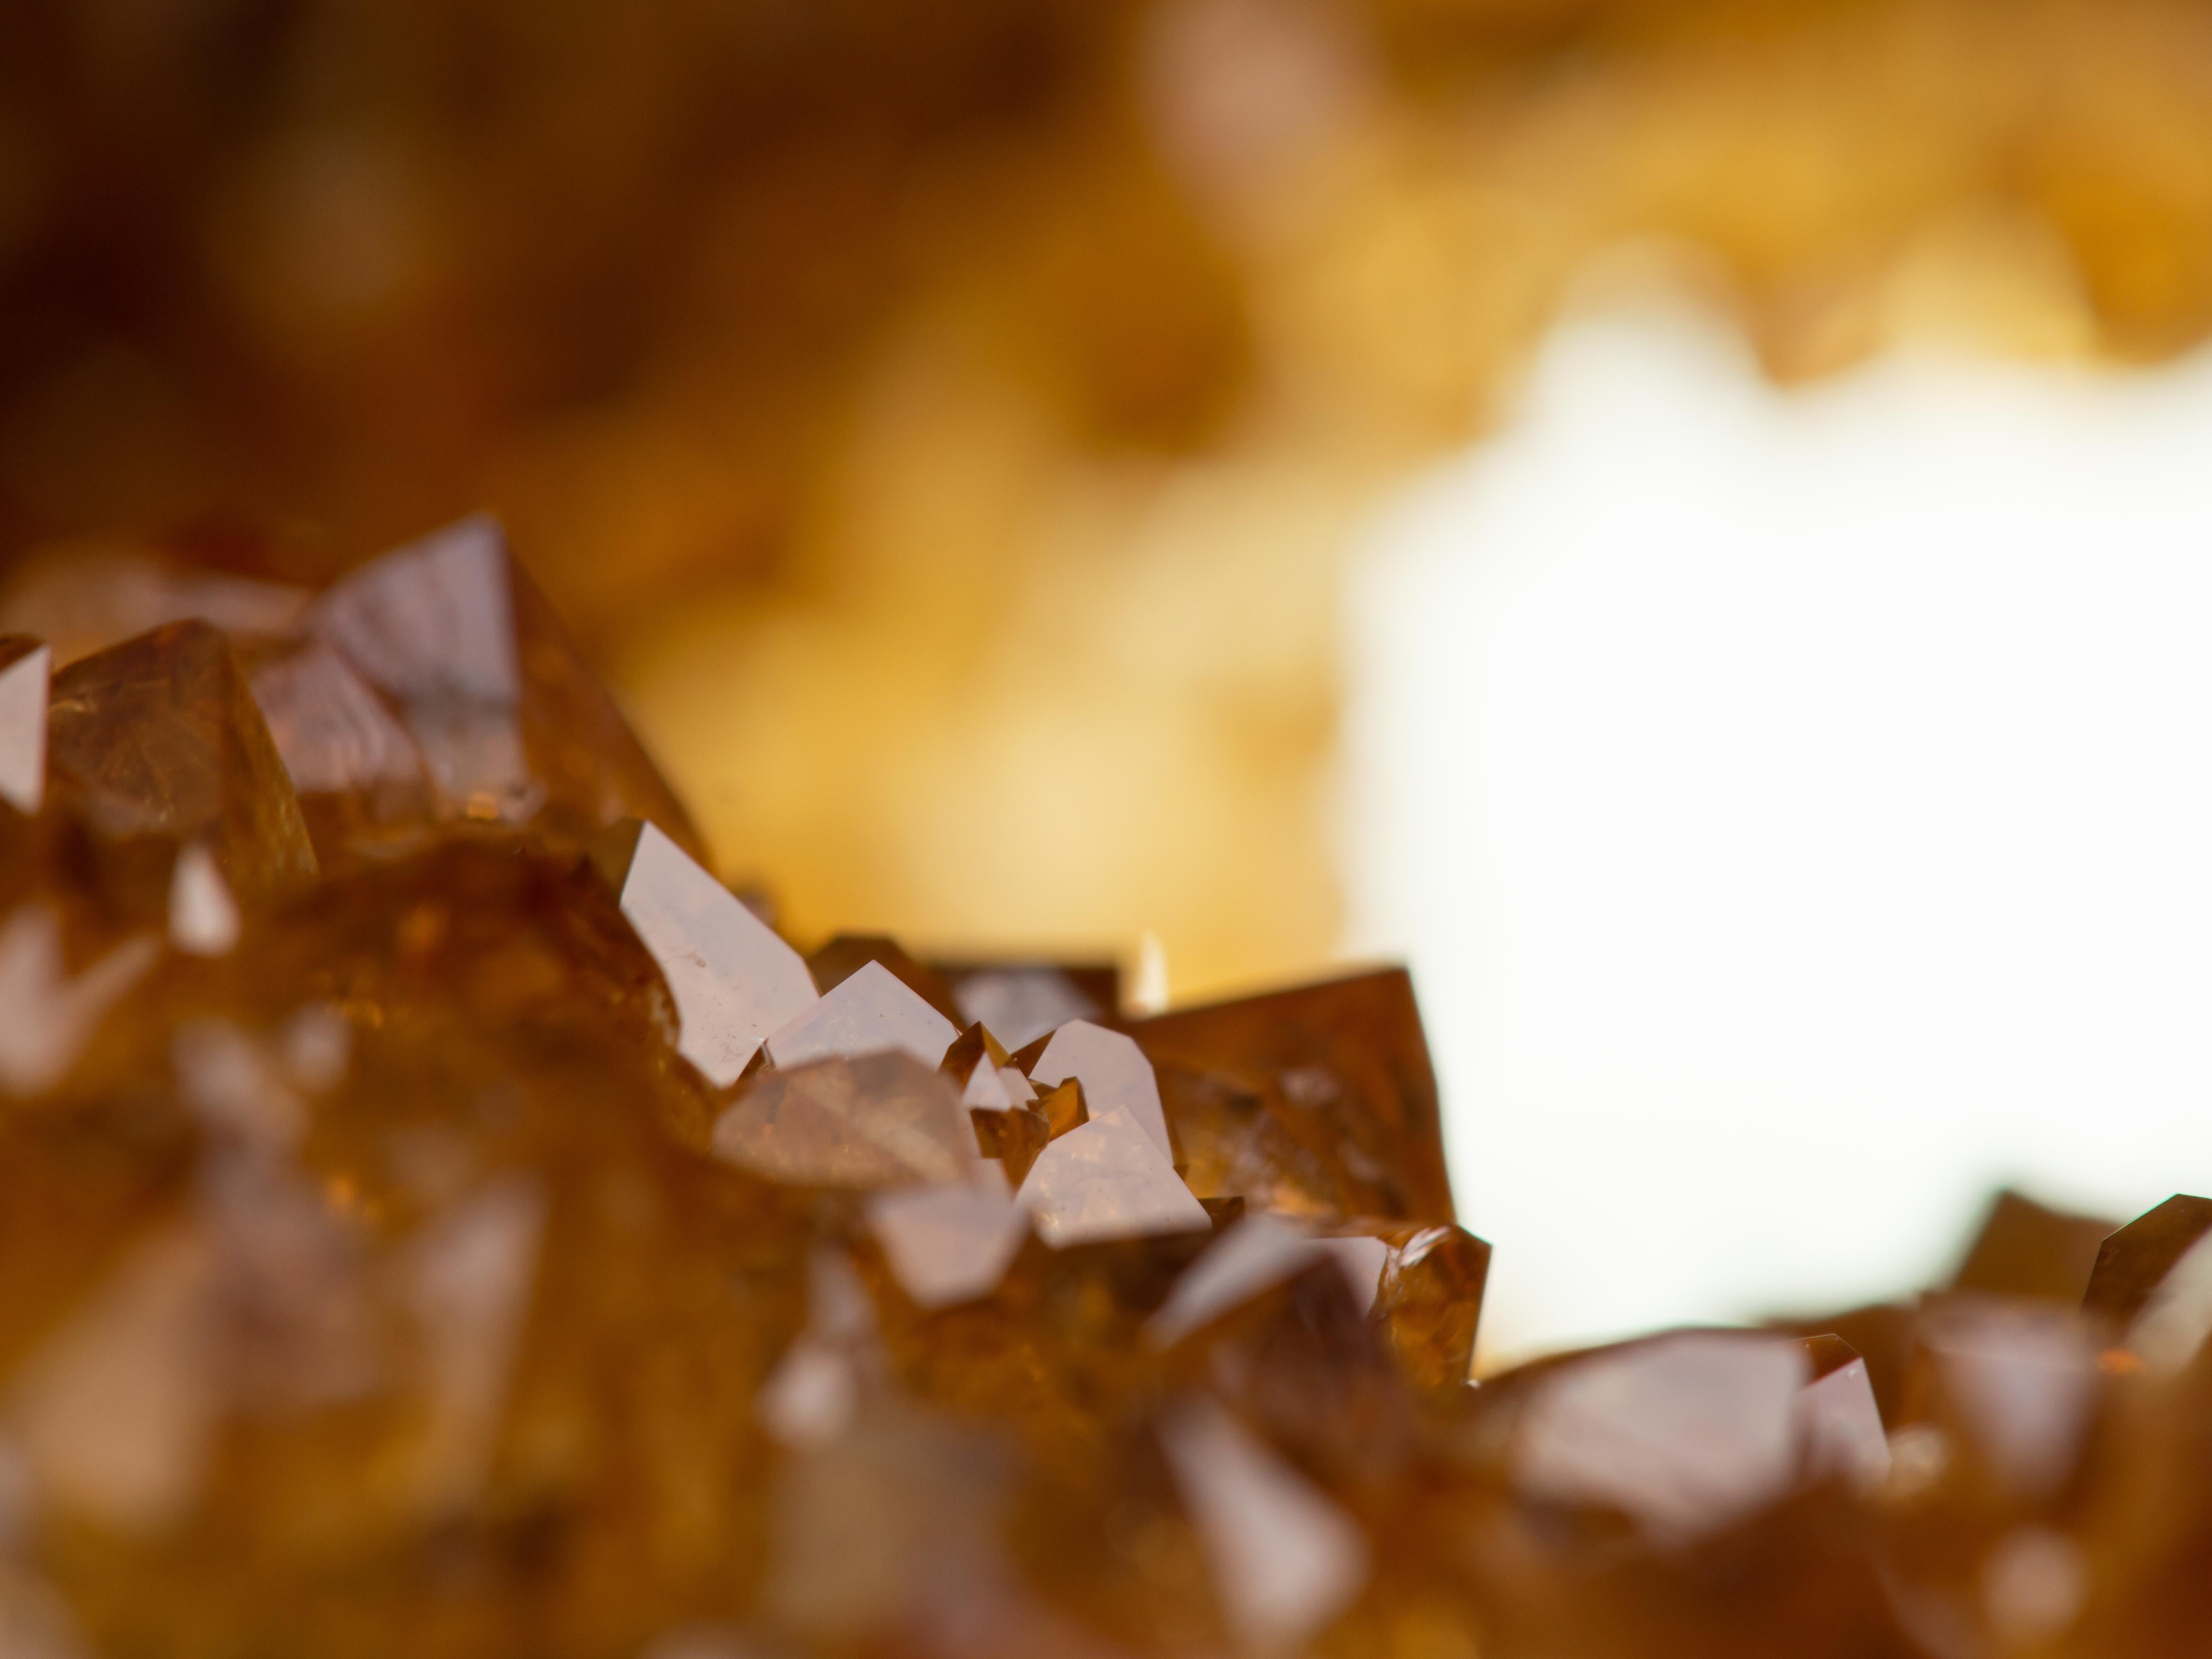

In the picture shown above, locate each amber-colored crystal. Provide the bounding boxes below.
[1033,1075,1088,1139]
[765,960,958,1070]
[594,817,816,1087]
[1129,968,1455,1225]
[809,935,965,1026]
[47,619,318,908]
[2083,1193,2212,1326]
[84,530,2212,1659]
[301,517,706,864]
[969,1104,1050,1187]
[712,1052,980,1188]
[1948,1187,2116,1304]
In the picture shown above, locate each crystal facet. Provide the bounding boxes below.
[309,516,705,859]
[1513,1332,1810,1541]
[597,818,816,1087]
[766,959,960,1070]
[1149,1214,1377,1348]
[0,905,159,1095]
[1016,1107,1212,1247]
[2083,1192,2212,1326]
[1159,1396,1369,1654]
[1131,969,1454,1224]
[866,1180,1029,1308]
[168,843,241,957]
[0,639,50,815]
[47,620,318,902]
[712,1052,980,1188]
[1029,1020,1173,1162]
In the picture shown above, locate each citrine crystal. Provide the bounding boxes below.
[0,636,50,816]
[303,517,705,862]
[2083,1192,2212,1326]
[47,619,318,908]
[24,523,2212,1659]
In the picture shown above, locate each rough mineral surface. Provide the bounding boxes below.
[7,525,2212,1659]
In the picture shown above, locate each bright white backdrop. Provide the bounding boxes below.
[1342,302,2212,1363]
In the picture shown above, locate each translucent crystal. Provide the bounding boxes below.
[2083,1192,2212,1326]
[1149,1215,1382,1347]
[597,819,816,1087]
[168,843,240,957]
[1034,1077,1088,1138]
[968,1104,1051,1187]
[766,959,959,1070]
[1158,1396,1368,1653]
[712,1052,979,1188]
[1370,1223,1490,1391]
[865,1181,1028,1308]
[961,1056,1017,1109]
[1029,1020,1172,1161]
[1015,1107,1210,1247]
[11,1227,219,1534]
[309,516,704,856]
[1513,1332,1809,1541]
[2125,1226,2212,1377]
[1794,1339,1890,1491]
[1921,1298,2098,1498]
[1132,969,1455,1225]
[805,935,964,1026]
[0,906,158,1096]
[1948,1188,2114,1304]
[0,640,49,816]
[46,620,317,901]
[949,967,1100,1050]
[247,638,430,847]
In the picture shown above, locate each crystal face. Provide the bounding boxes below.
[765,960,960,1070]
[599,818,817,1087]
[24,527,2212,1658]
[1029,1019,1173,1162]
[47,619,318,905]
[0,637,50,815]
[1015,1107,1212,1247]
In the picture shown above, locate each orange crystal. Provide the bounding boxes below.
[21,518,2212,1659]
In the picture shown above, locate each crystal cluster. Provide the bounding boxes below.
[2,523,2212,1659]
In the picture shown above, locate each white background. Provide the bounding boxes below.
[1342,304,2212,1362]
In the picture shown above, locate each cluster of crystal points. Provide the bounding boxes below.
[4,523,2212,1659]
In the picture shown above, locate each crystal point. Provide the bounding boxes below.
[168,843,241,957]
[47,620,317,900]
[767,959,959,1070]
[2084,1192,2212,1327]
[866,1181,1028,1308]
[1795,1344,1890,1491]
[1513,1332,1809,1541]
[600,818,815,1086]
[310,516,704,857]
[713,1052,978,1188]
[1015,1107,1210,1247]
[1030,1020,1172,1162]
